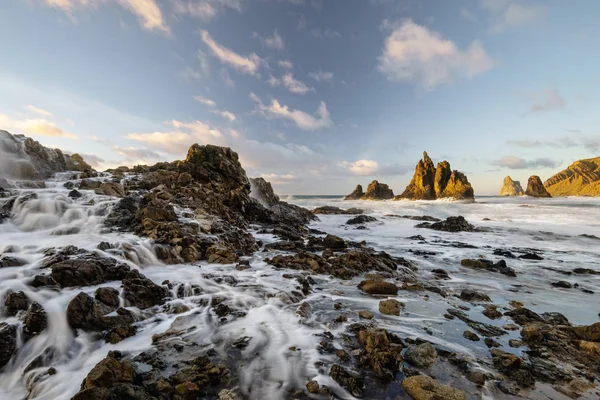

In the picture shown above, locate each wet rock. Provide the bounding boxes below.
[95,287,120,308]
[431,269,450,279]
[50,254,131,287]
[171,355,230,396]
[358,280,398,295]
[404,343,438,367]
[551,281,572,289]
[24,302,47,336]
[356,328,404,379]
[312,206,363,215]
[525,175,551,198]
[460,258,516,277]
[68,189,82,198]
[306,380,320,393]
[491,349,535,387]
[509,339,524,348]
[104,196,139,230]
[0,323,17,368]
[361,180,394,200]
[482,305,502,320]
[459,289,491,303]
[447,308,507,337]
[358,310,374,320]
[105,325,138,344]
[66,292,134,331]
[30,274,58,288]
[122,270,168,309]
[206,245,238,264]
[329,364,364,397]
[519,253,543,260]
[463,331,480,341]
[249,177,280,207]
[0,255,26,268]
[572,322,600,342]
[346,215,378,225]
[402,375,466,400]
[344,184,364,200]
[94,182,125,197]
[322,234,347,250]
[416,216,475,232]
[387,214,441,222]
[4,291,30,315]
[379,299,402,316]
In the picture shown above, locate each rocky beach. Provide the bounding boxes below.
[0,131,599,400]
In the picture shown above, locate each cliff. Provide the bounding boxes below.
[499,176,524,196]
[395,152,474,200]
[0,130,92,180]
[544,157,600,196]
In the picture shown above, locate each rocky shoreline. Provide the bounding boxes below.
[1,133,599,399]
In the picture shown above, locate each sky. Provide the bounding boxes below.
[1,0,600,195]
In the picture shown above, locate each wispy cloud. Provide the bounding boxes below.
[507,132,600,152]
[491,155,560,169]
[173,0,242,21]
[211,110,237,121]
[282,73,314,94]
[278,60,294,69]
[30,0,169,34]
[193,95,217,107]
[253,30,285,51]
[27,105,52,117]
[200,30,261,76]
[309,70,334,82]
[378,19,493,89]
[481,0,546,32]
[529,89,566,113]
[250,93,332,130]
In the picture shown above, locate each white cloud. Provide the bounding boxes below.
[378,19,493,89]
[309,70,334,82]
[193,95,216,107]
[481,0,546,32]
[173,0,242,20]
[340,159,379,176]
[27,105,53,117]
[491,155,560,169]
[211,110,237,121]
[260,173,296,184]
[200,30,261,76]
[31,0,169,33]
[253,30,285,51]
[267,75,281,86]
[530,89,566,113]
[0,112,78,139]
[282,73,314,94]
[278,60,294,69]
[250,93,332,130]
[112,145,162,163]
[220,69,235,88]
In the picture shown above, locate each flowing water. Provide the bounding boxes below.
[1,176,600,400]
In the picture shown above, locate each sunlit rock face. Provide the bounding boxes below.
[361,180,394,200]
[395,151,474,201]
[0,130,92,181]
[500,176,524,196]
[544,157,600,196]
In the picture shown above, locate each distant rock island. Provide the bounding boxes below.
[395,152,474,201]
[499,176,524,196]
[343,180,394,200]
[525,175,552,198]
[544,157,600,196]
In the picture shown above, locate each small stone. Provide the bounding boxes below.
[358,310,374,320]
[379,299,403,316]
[463,330,480,341]
[404,343,438,367]
[358,280,398,295]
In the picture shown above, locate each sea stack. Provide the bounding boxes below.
[544,157,600,196]
[395,151,474,201]
[344,184,364,200]
[525,175,552,198]
[499,176,524,196]
[361,180,394,200]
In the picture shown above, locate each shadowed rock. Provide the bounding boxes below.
[525,176,552,198]
[344,184,364,200]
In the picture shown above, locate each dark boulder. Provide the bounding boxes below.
[417,216,475,232]
[525,176,552,198]
[330,364,363,397]
[322,234,347,250]
[24,302,48,336]
[95,287,120,308]
[346,215,377,225]
[66,292,134,331]
[122,270,168,309]
[344,184,364,200]
[50,254,131,288]
[4,291,30,315]
[0,323,17,368]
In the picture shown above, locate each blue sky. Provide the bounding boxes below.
[1,0,599,195]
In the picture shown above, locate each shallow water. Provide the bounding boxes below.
[1,179,599,399]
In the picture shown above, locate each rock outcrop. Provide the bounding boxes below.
[343,181,394,201]
[525,175,552,198]
[344,184,364,200]
[361,180,394,200]
[0,130,93,180]
[544,157,600,196]
[395,152,474,200]
[500,176,524,196]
